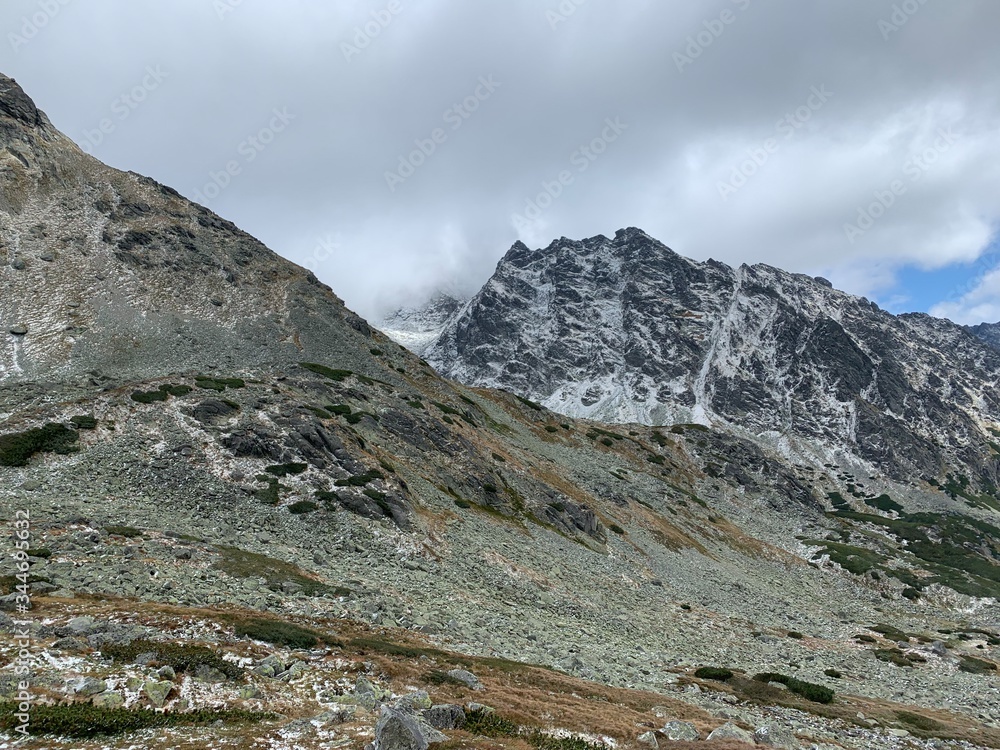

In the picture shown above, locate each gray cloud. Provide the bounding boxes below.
[2,0,998,322]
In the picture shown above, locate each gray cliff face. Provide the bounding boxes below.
[404,228,1000,484]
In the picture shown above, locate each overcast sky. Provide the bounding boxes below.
[2,0,999,324]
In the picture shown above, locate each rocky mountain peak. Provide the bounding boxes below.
[0,73,42,127]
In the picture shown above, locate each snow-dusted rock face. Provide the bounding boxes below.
[416,228,1000,483]
[379,293,467,356]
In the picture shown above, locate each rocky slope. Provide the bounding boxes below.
[402,229,1000,489]
[2,73,1000,749]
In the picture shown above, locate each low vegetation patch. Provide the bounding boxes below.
[752,673,834,703]
[693,666,733,681]
[301,362,353,381]
[70,414,98,429]
[958,655,997,674]
[214,546,349,598]
[234,617,322,649]
[195,376,245,391]
[0,423,79,466]
[102,639,243,679]
[265,462,308,477]
[287,500,318,514]
[0,703,271,739]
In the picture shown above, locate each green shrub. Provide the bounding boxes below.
[214,546,349,598]
[454,498,472,509]
[195,376,245,391]
[600,438,613,447]
[895,710,945,732]
[256,476,281,505]
[515,395,543,411]
[161,384,193,396]
[787,631,804,639]
[105,526,142,538]
[288,500,318,514]
[265,462,308,477]
[327,404,352,415]
[234,617,321,649]
[545,425,559,433]
[335,470,383,487]
[694,666,734,681]
[0,423,79,466]
[958,655,997,674]
[0,703,271,738]
[464,708,520,737]
[752,673,834,703]
[874,649,915,668]
[102,639,242,679]
[492,452,506,462]
[70,415,98,429]
[824,668,842,678]
[865,494,903,513]
[300,363,352,381]
[131,389,169,403]
[609,524,625,535]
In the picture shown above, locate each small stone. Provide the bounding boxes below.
[398,690,432,711]
[423,704,466,730]
[143,680,173,708]
[39,252,55,262]
[637,730,658,748]
[20,480,40,491]
[754,723,801,748]
[375,706,429,750]
[52,637,89,654]
[194,664,228,683]
[9,324,27,335]
[662,720,700,741]
[92,691,124,708]
[446,669,481,690]
[156,665,176,681]
[707,722,754,742]
[66,616,95,636]
[10,259,26,270]
[75,677,107,697]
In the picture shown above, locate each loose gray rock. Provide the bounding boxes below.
[754,724,800,748]
[661,720,700,741]
[92,691,124,708]
[9,324,27,335]
[707,722,754,742]
[375,706,428,750]
[637,730,658,748]
[75,677,107,697]
[423,704,466,730]
[143,680,173,708]
[446,668,481,690]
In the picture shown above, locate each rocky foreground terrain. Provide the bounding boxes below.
[1,73,999,748]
